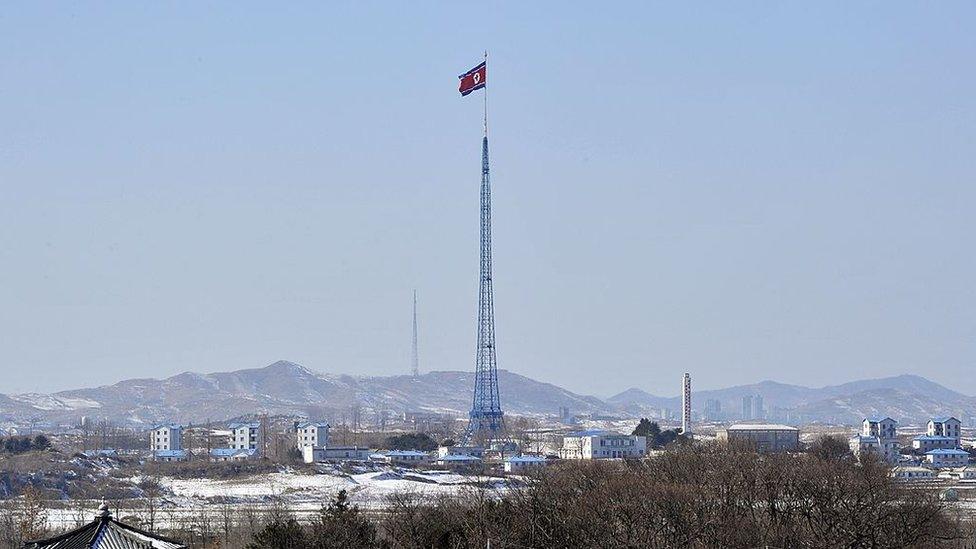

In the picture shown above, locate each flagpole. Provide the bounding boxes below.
[483,50,488,138]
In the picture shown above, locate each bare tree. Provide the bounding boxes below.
[138,474,164,533]
[16,484,47,543]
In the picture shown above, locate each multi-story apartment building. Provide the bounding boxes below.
[927,417,962,446]
[850,434,882,458]
[853,417,900,463]
[863,417,898,439]
[150,424,182,452]
[228,422,263,454]
[295,421,330,449]
[559,430,646,460]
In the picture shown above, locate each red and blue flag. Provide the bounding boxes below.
[458,61,486,96]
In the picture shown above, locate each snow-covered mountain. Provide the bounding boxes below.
[0,361,611,427]
[0,362,970,428]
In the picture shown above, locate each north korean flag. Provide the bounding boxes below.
[458,61,487,96]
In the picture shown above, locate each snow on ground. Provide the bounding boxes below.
[159,467,509,509]
[11,393,102,411]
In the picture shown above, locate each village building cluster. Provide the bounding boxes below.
[139,411,973,478]
[844,416,975,480]
[141,417,660,473]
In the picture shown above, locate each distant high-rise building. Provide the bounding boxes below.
[681,373,692,435]
[558,406,571,423]
[752,394,765,420]
[741,395,753,420]
[704,399,722,422]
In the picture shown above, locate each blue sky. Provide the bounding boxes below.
[1,3,974,397]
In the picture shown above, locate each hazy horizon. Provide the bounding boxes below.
[1,356,968,402]
[3,4,975,396]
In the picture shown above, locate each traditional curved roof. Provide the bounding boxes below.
[24,502,186,548]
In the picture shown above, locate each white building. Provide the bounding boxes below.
[437,445,485,459]
[210,448,259,461]
[849,434,881,458]
[862,417,898,440]
[154,449,190,462]
[924,448,970,468]
[854,417,899,463]
[927,417,962,446]
[150,424,182,453]
[504,455,550,473]
[912,435,956,452]
[295,422,330,449]
[434,454,483,469]
[559,430,646,460]
[375,450,431,466]
[891,466,935,480]
[228,422,263,454]
[303,446,372,463]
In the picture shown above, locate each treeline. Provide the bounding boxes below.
[383,432,438,451]
[631,418,686,447]
[0,435,50,454]
[231,442,969,549]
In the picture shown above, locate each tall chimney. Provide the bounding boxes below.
[681,372,692,436]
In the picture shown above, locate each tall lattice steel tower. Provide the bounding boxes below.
[465,134,505,441]
[411,290,419,377]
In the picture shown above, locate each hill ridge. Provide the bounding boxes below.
[0,362,970,428]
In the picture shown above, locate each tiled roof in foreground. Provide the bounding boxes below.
[24,502,186,549]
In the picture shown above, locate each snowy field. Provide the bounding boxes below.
[162,468,509,508]
[43,467,512,529]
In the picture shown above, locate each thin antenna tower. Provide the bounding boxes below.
[411,290,419,377]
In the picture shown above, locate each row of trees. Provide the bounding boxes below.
[248,490,375,549]
[0,435,50,454]
[239,441,970,549]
